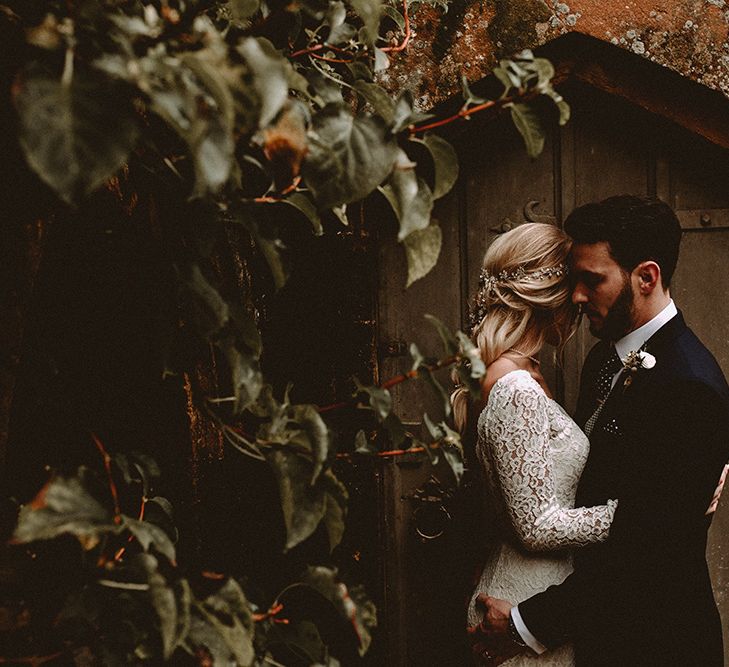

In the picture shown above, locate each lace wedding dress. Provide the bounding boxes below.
[467,371,617,666]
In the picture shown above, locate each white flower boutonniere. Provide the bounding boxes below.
[622,350,656,388]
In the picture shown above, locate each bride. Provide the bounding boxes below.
[451,223,617,666]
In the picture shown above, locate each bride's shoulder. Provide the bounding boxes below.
[482,358,536,400]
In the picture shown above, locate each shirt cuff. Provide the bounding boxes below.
[511,605,547,655]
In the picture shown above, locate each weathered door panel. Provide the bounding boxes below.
[377,81,729,665]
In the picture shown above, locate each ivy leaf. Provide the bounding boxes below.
[137,554,180,660]
[299,567,377,656]
[326,1,356,44]
[354,378,392,421]
[303,105,398,208]
[374,46,390,72]
[424,314,458,356]
[381,4,405,30]
[461,75,486,104]
[354,429,377,455]
[417,366,451,418]
[321,470,348,551]
[288,403,331,483]
[124,517,177,564]
[268,620,327,663]
[182,264,230,339]
[237,37,289,128]
[353,80,395,124]
[423,415,464,483]
[383,413,407,447]
[279,192,324,236]
[545,89,571,125]
[13,476,114,547]
[402,224,442,287]
[264,448,344,551]
[457,331,486,379]
[350,0,383,45]
[409,342,426,372]
[510,102,545,158]
[379,150,434,240]
[220,338,263,413]
[230,0,260,20]
[411,133,459,199]
[14,65,139,203]
[187,579,254,666]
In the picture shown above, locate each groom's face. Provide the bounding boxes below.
[570,242,636,341]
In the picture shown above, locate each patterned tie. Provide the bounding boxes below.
[584,346,623,436]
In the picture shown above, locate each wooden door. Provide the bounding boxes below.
[377,80,729,665]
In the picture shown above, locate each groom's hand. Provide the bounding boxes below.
[467,594,522,665]
[475,593,512,636]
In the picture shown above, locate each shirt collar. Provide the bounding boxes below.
[614,300,677,363]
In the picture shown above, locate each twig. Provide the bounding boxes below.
[97,579,150,591]
[409,92,537,134]
[381,0,411,53]
[91,433,121,525]
[252,602,285,622]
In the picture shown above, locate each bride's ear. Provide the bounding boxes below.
[634,261,661,295]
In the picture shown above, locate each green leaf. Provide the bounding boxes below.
[413,133,459,199]
[237,37,289,128]
[221,339,264,413]
[351,0,383,45]
[137,554,180,660]
[124,518,177,564]
[381,4,405,30]
[326,1,356,44]
[263,448,338,551]
[321,470,348,551]
[288,403,331,482]
[418,366,451,418]
[187,579,254,666]
[303,105,398,208]
[423,415,464,482]
[15,66,139,203]
[354,429,377,455]
[424,314,458,356]
[374,46,390,72]
[299,567,377,656]
[183,264,230,339]
[13,476,114,546]
[456,331,486,379]
[353,80,395,124]
[510,102,545,158]
[268,620,327,663]
[409,342,426,372]
[379,150,434,240]
[461,75,486,105]
[354,378,392,421]
[383,413,407,447]
[403,224,442,286]
[230,0,260,19]
[279,192,324,236]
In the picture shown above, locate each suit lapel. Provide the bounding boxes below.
[588,311,688,435]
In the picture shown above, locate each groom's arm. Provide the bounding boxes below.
[517,378,729,649]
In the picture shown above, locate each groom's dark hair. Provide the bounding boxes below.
[564,195,682,288]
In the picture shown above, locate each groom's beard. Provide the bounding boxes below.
[590,278,635,341]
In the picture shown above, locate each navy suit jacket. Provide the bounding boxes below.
[519,312,729,666]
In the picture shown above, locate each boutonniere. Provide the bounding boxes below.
[621,349,656,388]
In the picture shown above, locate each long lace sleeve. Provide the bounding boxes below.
[478,372,616,552]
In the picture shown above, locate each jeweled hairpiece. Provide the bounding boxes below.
[468,263,569,331]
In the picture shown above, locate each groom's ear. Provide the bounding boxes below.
[634,261,661,295]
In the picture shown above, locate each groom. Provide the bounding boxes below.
[470,195,729,666]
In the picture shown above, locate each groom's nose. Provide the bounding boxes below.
[572,283,589,305]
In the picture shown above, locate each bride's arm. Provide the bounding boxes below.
[482,377,616,551]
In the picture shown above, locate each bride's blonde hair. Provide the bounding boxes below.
[451,223,576,433]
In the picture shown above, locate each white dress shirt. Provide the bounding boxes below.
[510,300,678,654]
